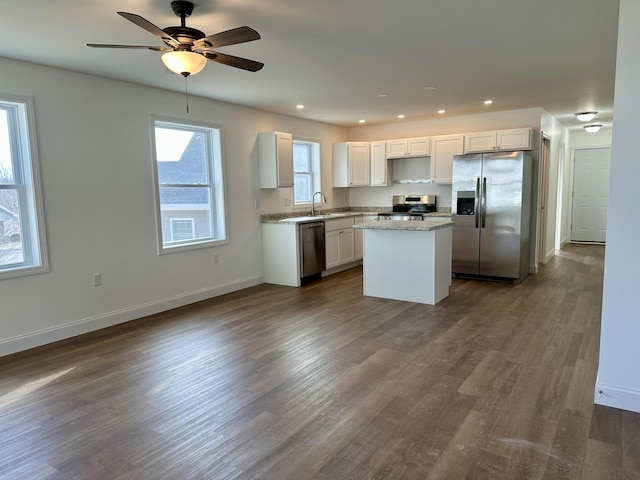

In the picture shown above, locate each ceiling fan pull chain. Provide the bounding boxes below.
[184,74,190,114]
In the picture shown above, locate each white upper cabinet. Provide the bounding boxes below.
[333,142,371,187]
[430,134,464,184]
[258,131,293,188]
[464,128,532,153]
[496,128,532,151]
[370,141,392,186]
[385,137,430,158]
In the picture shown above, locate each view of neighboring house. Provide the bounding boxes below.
[0,203,18,243]
[156,131,213,243]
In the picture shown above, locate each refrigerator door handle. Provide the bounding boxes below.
[482,177,487,228]
[475,177,480,229]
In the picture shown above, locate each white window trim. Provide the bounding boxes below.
[0,94,49,281]
[150,115,229,255]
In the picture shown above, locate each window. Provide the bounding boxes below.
[293,139,320,205]
[0,95,48,280]
[151,118,227,253]
[170,218,195,241]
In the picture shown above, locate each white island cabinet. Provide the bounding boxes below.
[354,219,453,305]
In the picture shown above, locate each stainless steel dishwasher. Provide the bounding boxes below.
[299,221,326,282]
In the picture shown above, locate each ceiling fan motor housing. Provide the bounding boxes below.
[171,1,194,17]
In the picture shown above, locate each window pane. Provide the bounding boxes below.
[0,188,24,266]
[294,174,311,203]
[155,128,208,184]
[293,143,311,172]
[0,110,15,184]
[159,187,212,243]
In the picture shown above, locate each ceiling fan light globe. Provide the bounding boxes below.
[162,51,207,76]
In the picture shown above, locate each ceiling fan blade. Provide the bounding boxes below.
[194,26,260,49]
[204,51,264,72]
[117,11,180,48]
[87,43,168,51]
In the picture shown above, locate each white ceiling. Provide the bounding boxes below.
[0,0,619,130]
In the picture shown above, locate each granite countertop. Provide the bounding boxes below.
[261,209,451,224]
[354,219,454,231]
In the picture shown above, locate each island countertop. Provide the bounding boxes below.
[354,219,453,231]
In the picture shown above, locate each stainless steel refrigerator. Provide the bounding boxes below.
[451,151,533,283]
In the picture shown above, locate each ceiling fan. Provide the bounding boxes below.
[87,1,263,77]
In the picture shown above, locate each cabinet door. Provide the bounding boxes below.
[464,131,497,153]
[370,141,391,186]
[431,134,464,184]
[386,139,408,158]
[348,143,371,186]
[275,132,293,187]
[339,228,355,264]
[259,131,293,188]
[325,230,341,269]
[496,128,532,151]
[407,137,430,156]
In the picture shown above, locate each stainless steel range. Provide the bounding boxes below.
[378,195,437,221]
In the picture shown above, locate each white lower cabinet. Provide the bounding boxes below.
[325,217,355,269]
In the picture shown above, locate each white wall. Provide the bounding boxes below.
[0,57,346,356]
[595,0,640,413]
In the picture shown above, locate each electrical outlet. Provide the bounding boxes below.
[254,198,260,209]
[213,253,219,264]
[92,273,102,287]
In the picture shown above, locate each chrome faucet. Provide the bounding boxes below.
[311,191,327,216]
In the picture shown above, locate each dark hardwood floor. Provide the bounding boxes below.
[1,244,639,479]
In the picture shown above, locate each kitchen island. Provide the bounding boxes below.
[354,219,454,305]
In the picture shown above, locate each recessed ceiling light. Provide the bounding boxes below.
[296,104,305,109]
[397,114,405,119]
[424,86,437,91]
[377,93,389,98]
[484,99,493,105]
[575,111,598,122]
[437,109,446,114]
[358,119,366,124]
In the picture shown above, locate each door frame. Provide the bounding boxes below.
[537,134,551,265]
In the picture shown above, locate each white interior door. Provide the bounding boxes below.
[571,148,611,243]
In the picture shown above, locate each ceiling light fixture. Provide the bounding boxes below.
[584,124,603,133]
[358,119,366,124]
[296,104,305,109]
[397,114,405,119]
[161,51,207,77]
[575,111,598,122]
[484,99,493,105]
[161,50,208,113]
[437,109,446,114]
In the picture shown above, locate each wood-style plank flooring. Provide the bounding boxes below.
[1,244,639,479]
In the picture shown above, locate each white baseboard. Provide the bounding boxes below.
[594,382,640,413]
[0,275,264,358]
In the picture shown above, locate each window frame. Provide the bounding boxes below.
[150,115,228,254]
[292,138,321,206]
[0,94,49,281]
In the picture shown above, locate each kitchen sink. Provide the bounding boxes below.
[313,213,347,217]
